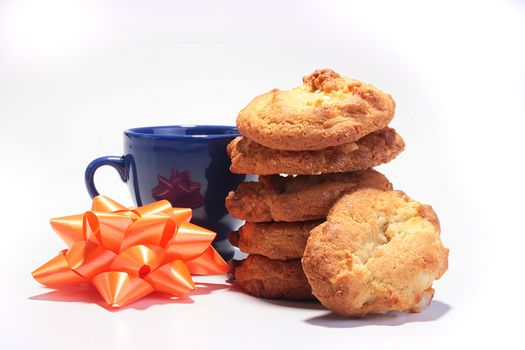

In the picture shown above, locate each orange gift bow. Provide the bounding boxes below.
[32,195,229,308]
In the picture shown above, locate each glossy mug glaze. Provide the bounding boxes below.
[84,125,246,259]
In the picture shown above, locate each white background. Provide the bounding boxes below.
[1,0,524,349]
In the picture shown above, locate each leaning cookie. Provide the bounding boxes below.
[228,127,405,175]
[229,220,322,260]
[226,169,391,222]
[232,255,315,301]
[302,188,448,316]
[236,68,395,151]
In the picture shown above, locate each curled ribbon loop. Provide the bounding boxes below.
[33,195,229,308]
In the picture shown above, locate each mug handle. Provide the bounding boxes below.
[85,156,128,198]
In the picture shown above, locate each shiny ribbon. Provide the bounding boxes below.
[32,195,229,308]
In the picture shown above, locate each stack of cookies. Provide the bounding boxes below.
[225,69,448,315]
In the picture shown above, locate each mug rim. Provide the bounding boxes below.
[124,125,239,140]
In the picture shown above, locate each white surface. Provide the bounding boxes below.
[1,0,524,349]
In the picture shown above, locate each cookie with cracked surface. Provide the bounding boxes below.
[302,188,449,316]
[229,220,322,260]
[228,127,405,175]
[232,254,315,301]
[225,169,391,222]
[236,68,395,151]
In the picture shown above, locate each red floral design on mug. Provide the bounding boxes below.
[152,168,205,209]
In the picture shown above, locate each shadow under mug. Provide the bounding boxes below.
[84,125,247,259]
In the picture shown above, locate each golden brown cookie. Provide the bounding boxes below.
[236,68,395,151]
[228,127,405,175]
[225,169,392,222]
[229,220,322,260]
[232,254,315,301]
[302,188,449,316]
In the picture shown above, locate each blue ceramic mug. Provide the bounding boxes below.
[84,125,246,259]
